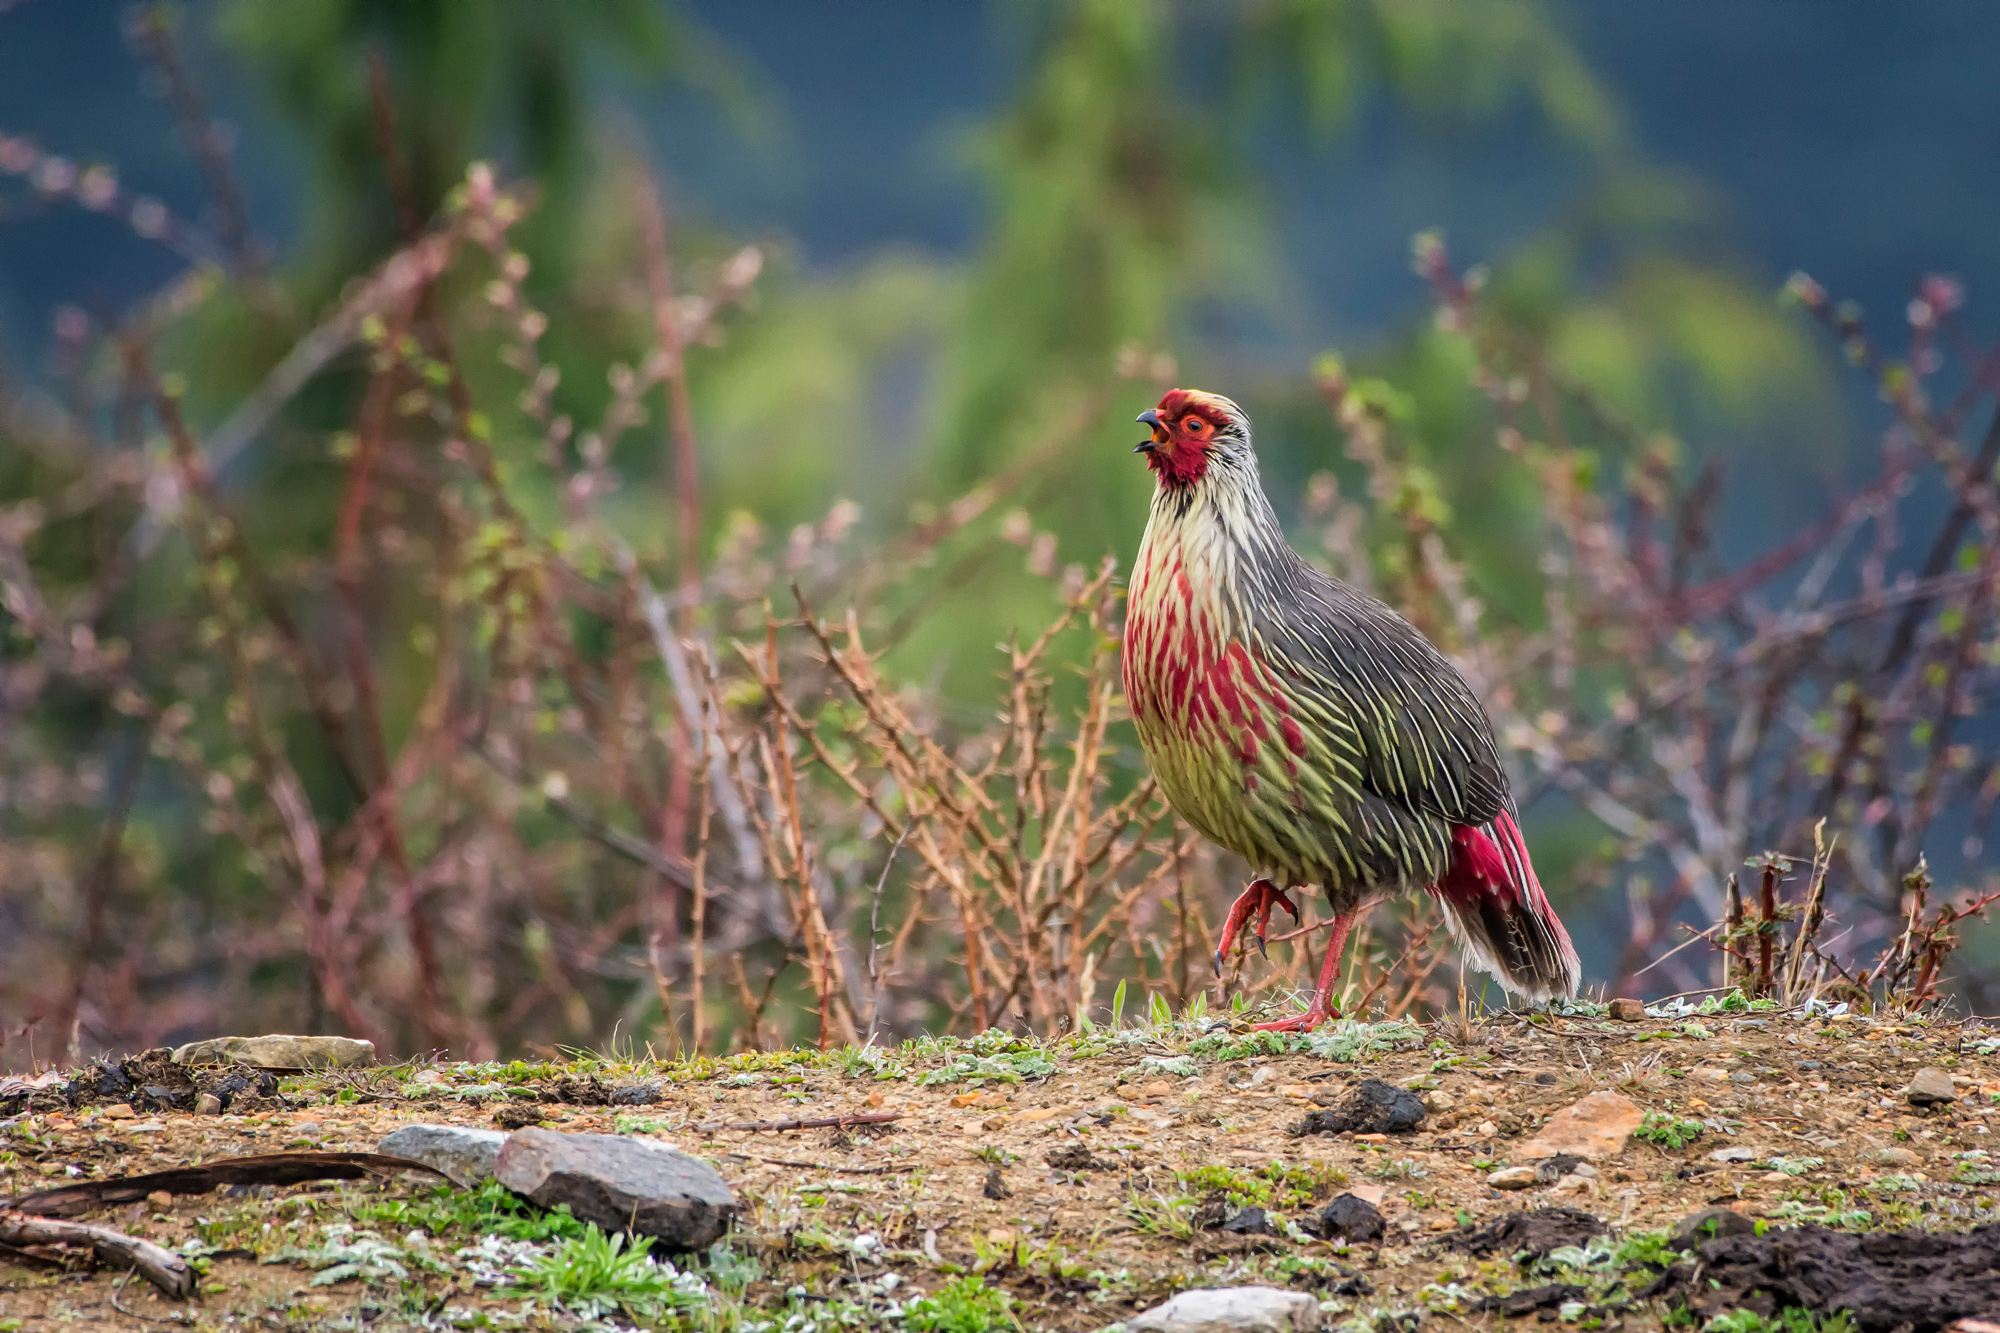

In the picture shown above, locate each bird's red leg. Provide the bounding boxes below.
[1251,908,1355,1033]
[1212,878,1300,975]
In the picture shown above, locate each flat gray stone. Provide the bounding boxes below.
[171,1035,375,1070]
[1907,1067,1956,1106]
[378,1124,509,1188]
[494,1127,735,1251]
[1707,1146,1757,1163]
[1127,1287,1323,1332]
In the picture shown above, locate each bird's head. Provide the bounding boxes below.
[1134,388,1251,488]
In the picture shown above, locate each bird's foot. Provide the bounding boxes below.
[1250,998,1342,1034]
[1212,878,1300,975]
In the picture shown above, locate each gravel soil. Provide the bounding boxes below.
[3,1003,1999,1330]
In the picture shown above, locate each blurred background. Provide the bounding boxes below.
[5,0,2000,1066]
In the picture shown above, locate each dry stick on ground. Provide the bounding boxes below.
[0,1212,193,1300]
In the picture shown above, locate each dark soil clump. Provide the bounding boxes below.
[1677,1223,2000,1333]
[1451,1207,1606,1259]
[1295,1078,1425,1136]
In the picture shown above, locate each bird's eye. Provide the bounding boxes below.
[1181,416,1208,434]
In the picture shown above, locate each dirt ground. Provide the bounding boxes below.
[3,1000,1998,1331]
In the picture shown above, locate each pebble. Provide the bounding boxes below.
[1608,998,1646,1022]
[1488,1165,1541,1190]
[1907,1068,1957,1106]
[494,1127,736,1251]
[145,1190,173,1211]
[171,1034,375,1070]
[194,1093,223,1116]
[1127,1286,1322,1333]
[1420,1090,1454,1113]
[102,1104,136,1120]
[1510,1090,1644,1161]
[378,1123,510,1188]
[1707,1146,1758,1163]
[1870,1146,1921,1167]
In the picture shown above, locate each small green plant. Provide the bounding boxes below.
[349,1178,586,1243]
[1121,1191,1198,1241]
[973,1144,1017,1166]
[1636,1111,1706,1149]
[1761,1156,1824,1177]
[507,1225,704,1322]
[903,1274,1019,1332]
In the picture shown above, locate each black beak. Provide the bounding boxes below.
[1134,408,1163,453]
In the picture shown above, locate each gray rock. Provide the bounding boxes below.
[1870,1146,1921,1167]
[1907,1067,1956,1106]
[171,1035,375,1070]
[1127,1287,1323,1332]
[494,1127,735,1251]
[379,1124,510,1188]
[193,1093,223,1116]
[1707,1146,1757,1163]
[609,1082,663,1106]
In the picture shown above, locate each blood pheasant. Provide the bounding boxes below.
[1123,388,1580,1030]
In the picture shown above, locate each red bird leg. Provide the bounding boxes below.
[1251,908,1356,1033]
[1212,878,1300,976]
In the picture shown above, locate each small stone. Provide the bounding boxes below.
[949,1092,982,1107]
[1870,1146,1921,1167]
[1549,1174,1596,1197]
[1421,1090,1454,1113]
[1534,1072,1559,1086]
[1127,1286,1322,1333]
[493,1128,736,1252]
[1908,1068,1957,1106]
[171,1035,375,1070]
[1488,1165,1541,1190]
[1707,1146,1757,1163]
[1509,1091,1644,1161]
[1296,1079,1425,1136]
[1672,1206,1755,1245]
[609,1083,662,1106]
[194,1093,223,1116]
[378,1124,510,1188]
[102,1104,135,1120]
[1799,1060,1823,1071]
[1318,1192,1385,1242]
[1607,998,1646,1022]
[145,1190,173,1211]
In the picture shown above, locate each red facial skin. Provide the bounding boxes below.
[1143,389,1231,488]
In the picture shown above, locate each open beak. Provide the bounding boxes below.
[1134,408,1166,453]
